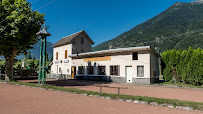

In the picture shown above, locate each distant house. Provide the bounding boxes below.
[51,30,160,84]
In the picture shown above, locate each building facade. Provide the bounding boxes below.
[51,30,94,78]
[51,30,160,84]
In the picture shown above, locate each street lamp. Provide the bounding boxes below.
[36,23,51,84]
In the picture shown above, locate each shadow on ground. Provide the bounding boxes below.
[20,79,111,87]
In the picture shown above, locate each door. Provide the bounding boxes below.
[56,65,58,75]
[71,66,76,79]
[126,66,132,83]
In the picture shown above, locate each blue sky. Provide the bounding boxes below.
[29,0,194,46]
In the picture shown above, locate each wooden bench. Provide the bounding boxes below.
[95,84,128,96]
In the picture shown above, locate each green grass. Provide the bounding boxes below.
[1,80,203,110]
[154,82,203,89]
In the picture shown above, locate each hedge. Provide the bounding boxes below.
[161,47,203,85]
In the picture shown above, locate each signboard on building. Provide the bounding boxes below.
[84,56,111,62]
[55,61,59,64]
[64,59,69,63]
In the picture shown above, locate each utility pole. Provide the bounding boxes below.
[36,23,51,84]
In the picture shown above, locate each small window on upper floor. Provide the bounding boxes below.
[81,37,84,44]
[132,52,138,60]
[56,52,58,60]
[65,50,68,59]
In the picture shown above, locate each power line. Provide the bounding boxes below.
[31,0,38,4]
[0,0,56,34]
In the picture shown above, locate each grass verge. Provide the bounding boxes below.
[1,80,203,111]
[154,82,203,89]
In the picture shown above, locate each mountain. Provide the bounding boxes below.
[16,41,53,60]
[93,2,203,52]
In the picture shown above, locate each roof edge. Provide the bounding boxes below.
[69,46,159,57]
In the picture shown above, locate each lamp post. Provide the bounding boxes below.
[36,24,51,84]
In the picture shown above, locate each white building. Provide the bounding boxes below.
[51,30,160,84]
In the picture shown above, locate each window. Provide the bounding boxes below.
[56,52,58,60]
[132,52,138,60]
[81,37,84,44]
[65,50,68,59]
[78,66,84,74]
[110,66,119,76]
[87,66,93,75]
[137,66,144,77]
[98,66,105,75]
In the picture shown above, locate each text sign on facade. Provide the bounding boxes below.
[84,56,111,62]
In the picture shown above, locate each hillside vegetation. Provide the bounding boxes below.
[93,2,203,52]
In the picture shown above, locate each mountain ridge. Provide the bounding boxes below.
[93,2,203,52]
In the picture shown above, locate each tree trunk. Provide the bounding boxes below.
[4,50,18,81]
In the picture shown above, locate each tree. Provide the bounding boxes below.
[33,54,36,60]
[25,59,34,70]
[0,0,44,81]
[0,60,6,74]
[50,55,53,62]
[34,59,39,70]
[28,50,32,59]
[24,52,28,60]
[13,62,22,70]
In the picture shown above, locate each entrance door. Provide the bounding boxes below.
[56,65,58,75]
[126,66,132,83]
[71,66,76,79]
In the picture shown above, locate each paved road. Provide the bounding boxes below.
[0,83,201,114]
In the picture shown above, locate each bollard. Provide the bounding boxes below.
[118,88,120,96]
[100,86,102,94]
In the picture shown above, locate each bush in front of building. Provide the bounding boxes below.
[161,47,203,86]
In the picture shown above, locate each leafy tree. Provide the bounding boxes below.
[33,54,36,60]
[28,50,32,59]
[25,59,34,69]
[0,0,44,80]
[34,59,39,70]
[13,62,22,70]
[24,52,28,60]
[0,60,6,70]
[0,60,6,74]
[50,55,53,62]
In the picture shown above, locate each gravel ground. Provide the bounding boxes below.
[19,79,203,102]
[0,83,201,114]
[68,83,203,102]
